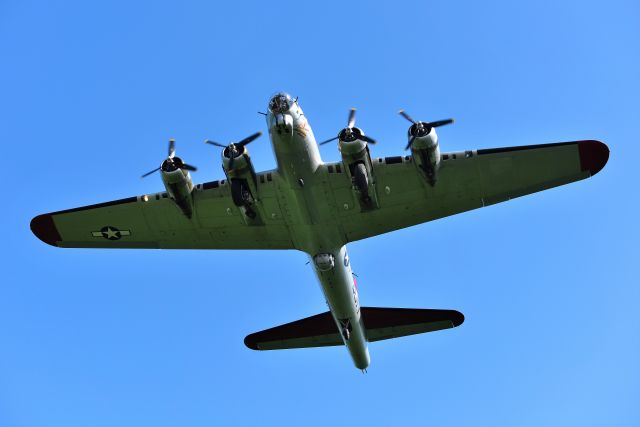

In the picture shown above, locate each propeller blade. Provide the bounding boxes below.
[228,154,235,171]
[204,139,228,148]
[405,135,416,151]
[361,135,377,145]
[141,166,161,178]
[237,131,262,148]
[168,139,176,158]
[398,110,416,124]
[347,108,357,128]
[427,118,454,128]
[319,135,339,146]
[182,163,197,172]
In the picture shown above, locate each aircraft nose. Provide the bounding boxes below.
[268,92,293,114]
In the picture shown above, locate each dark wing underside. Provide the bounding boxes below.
[244,307,464,350]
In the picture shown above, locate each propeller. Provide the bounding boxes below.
[319,108,377,146]
[399,110,454,150]
[205,131,262,170]
[141,139,197,178]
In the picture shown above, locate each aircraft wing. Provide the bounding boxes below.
[327,140,609,243]
[30,177,294,249]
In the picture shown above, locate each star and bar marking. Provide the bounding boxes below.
[91,226,131,240]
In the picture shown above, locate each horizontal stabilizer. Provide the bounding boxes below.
[244,307,464,351]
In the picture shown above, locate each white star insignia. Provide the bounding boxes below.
[103,227,120,239]
[91,226,131,240]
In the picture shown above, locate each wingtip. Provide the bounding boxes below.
[30,213,61,247]
[451,310,465,327]
[244,334,260,350]
[578,140,609,177]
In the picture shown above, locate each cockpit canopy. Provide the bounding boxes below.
[268,92,294,114]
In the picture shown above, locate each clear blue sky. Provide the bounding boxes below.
[2,1,638,426]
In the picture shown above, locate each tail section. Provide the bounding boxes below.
[361,307,464,343]
[244,307,464,351]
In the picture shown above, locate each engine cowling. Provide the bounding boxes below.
[338,128,378,209]
[408,125,440,185]
[160,156,195,217]
[221,146,260,219]
[399,111,454,186]
[205,132,264,222]
[221,145,254,178]
[320,108,380,209]
[338,127,368,157]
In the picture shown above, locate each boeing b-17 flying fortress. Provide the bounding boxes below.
[31,92,609,370]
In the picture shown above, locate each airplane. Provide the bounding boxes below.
[30,92,609,371]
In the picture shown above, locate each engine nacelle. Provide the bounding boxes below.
[409,126,440,185]
[161,157,194,217]
[221,145,255,178]
[221,146,260,220]
[338,127,368,157]
[338,128,379,209]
